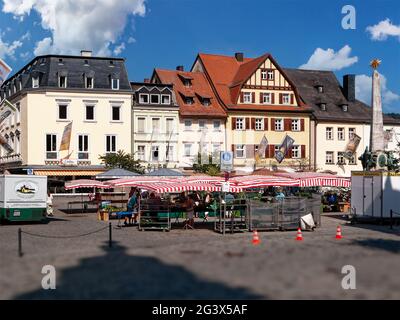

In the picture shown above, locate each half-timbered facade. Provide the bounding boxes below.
[192,52,312,171]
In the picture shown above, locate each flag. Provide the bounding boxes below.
[275,135,295,163]
[0,58,12,86]
[0,134,13,154]
[343,133,361,159]
[257,135,268,158]
[59,121,72,151]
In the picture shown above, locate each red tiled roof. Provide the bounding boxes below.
[197,53,310,112]
[153,69,227,118]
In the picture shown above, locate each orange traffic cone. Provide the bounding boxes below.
[252,230,260,245]
[296,228,303,241]
[336,225,343,239]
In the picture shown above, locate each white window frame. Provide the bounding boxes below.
[150,94,160,104]
[137,117,146,133]
[255,118,264,131]
[184,143,192,157]
[326,151,334,164]
[213,120,221,131]
[105,135,117,153]
[166,145,174,162]
[139,93,149,104]
[77,134,89,160]
[111,78,119,90]
[262,93,271,104]
[261,70,267,80]
[85,76,94,89]
[236,118,244,130]
[337,127,345,141]
[137,145,145,161]
[151,145,160,162]
[267,70,274,80]
[326,127,333,140]
[45,133,58,160]
[84,104,96,122]
[58,76,67,88]
[243,92,252,103]
[337,152,346,165]
[198,119,207,131]
[32,77,39,88]
[235,144,245,158]
[152,118,160,133]
[349,128,356,140]
[275,118,283,131]
[212,144,221,154]
[184,120,192,131]
[291,119,300,132]
[166,118,174,134]
[349,153,357,165]
[161,94,171,105]
[282,93,290,105]
[291,145,300,159]
[110,105,122,122]
[57,103,69,121]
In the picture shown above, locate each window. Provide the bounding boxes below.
[261,69,267,80]
[184,79,191,88]
[85,77,94,89]
[243,92,252,103]
[255,118,264,131]
[282,93,290,104]
[326,151,334,164]
[320,103,327,111]
[236,118,244,130]
[46,134,57,159]
[213,120,221,131]
[150,94,160,104]
[326,127,333,140]
[15,102,20,124]
[139,94,149,104]
[292,145,300,159]
[111,106,121,121]
[106,135,116,153]
[349,128,356,140]
[166,145,174,161]
[185,97,194,105]
[291,119,300,131]
[267,70,274,80]
[161,95,171,105]
[32,77,39,88]
[337,152,345,165]
[166,118,174,134]
[199,120,206,131]
[338,127,345,140]
[137,118,145,133]
[349,153,357,165]
[137,146,145,161]
[342,104,348,112]
[152,118,160,133]
[184,144,192,157]
[184,120,192,131]
[111,78,119,90]
[151,146,159,161]
[212,144,220,154]
[235,144,245,158]
[58,104,68,120]
[78,134,89,159]
[262,93,271,104]
[59,76,67,88]
[275,119,283,131]
[85,105,95,121]
[317,85,324,93]
[202,98,211,106]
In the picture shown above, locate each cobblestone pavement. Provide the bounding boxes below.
[0,199,399,299]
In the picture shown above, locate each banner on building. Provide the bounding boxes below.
[257,135,268,158]
[59,121,72,151]
[0,134,13,154]
[343,133,361,159]
[275,135,295,163]
[0,58,12,86]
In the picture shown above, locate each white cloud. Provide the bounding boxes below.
[127,36,136,44]
[366,19,400,41]
[2,0,146,56]
[20,51,30,60]
[33,36,53,55]
[355,73,400,110]
[300,45,358,71]
[0,35,22,59]
[113,42,125,55]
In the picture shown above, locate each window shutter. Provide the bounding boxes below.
[264,118,268,131]
[271,118,275,131]
[301,145,306,158]
[269,145,275,158]
[265,145,269,158]
[251,118,256,130]
[232,144,235,153]
[284,119,291,131]
[246,145,254,159]
[232,117,236,130]
[300,119,305,131]
[271,93,275,104]
[252,92,255,103]
[245,118,250,129]
[287,146,293,159]
[279,93,283,104]
[290,93,294,104]
[259,92,263,104]
[240,93,244,103]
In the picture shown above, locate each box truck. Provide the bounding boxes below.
[0,175,47,223]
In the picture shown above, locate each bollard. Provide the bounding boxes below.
[109,222,112,248]
[18,228,23,257]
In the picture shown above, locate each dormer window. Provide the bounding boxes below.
[320,103,327,111]
[85,76,94,89]
[202,98,211,106]
[58,58,64,65]
[109,60,114,66]
[342,104,348,112]
[150,94,160,104]
[59,76,67,88]
[84,60,89,66]
[184,79,191,88]
[111,78,119,90]
[185,97,194,105]
[139,93,149,104]
[161,94,171,105]
[32,76,39,88]
[316,85,324,93]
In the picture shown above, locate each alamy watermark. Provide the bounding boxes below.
[41,265,56,290]
[341,265,356,290]
[341,5,356,30]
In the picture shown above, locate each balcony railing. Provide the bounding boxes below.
[0,153,22,164]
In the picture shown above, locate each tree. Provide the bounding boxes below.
[192,153,221,176]
[99,150,145,174]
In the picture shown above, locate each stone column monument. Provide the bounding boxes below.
[370,59,385,152]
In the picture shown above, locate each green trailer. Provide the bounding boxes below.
[0,175,47,223]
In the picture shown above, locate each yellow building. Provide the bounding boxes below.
[192,52,312,170]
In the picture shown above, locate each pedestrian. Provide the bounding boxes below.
[46,192,54,217]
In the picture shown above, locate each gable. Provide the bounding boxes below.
[245,58,292,89]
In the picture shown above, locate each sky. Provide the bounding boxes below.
[0,0,399,112]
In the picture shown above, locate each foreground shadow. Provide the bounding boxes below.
[352,239,400,254]
[15,242,262,300]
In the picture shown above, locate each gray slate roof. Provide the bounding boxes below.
[96,168,141,179]
[284,68,400,125]
[146,168,185,176]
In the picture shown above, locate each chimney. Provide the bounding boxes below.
[81,50,92,57]
[176,66,184,71]
[343,74,355,102]
[144,78,150,83]
[235,52,244,62]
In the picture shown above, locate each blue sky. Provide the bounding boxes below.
[0,0,399,112]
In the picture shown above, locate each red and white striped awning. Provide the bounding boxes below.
[64,179,112,190]
[229,175,300,189]
[109,177,179,187]
[132,182,242,193]
[274,172,351,188]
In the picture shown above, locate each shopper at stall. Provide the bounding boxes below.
[184,194,195,228]
[46,192,54,217]
[125,188,138,225]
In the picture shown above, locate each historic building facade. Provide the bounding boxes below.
[191,52,312,171]
[0,51,132,176]
[131,82,179,169]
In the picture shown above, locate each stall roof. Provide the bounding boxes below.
[96,168,141,179]
[146,168,186,176]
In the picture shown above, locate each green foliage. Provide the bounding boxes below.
[99,150,145,174]
[192,153,221,176]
